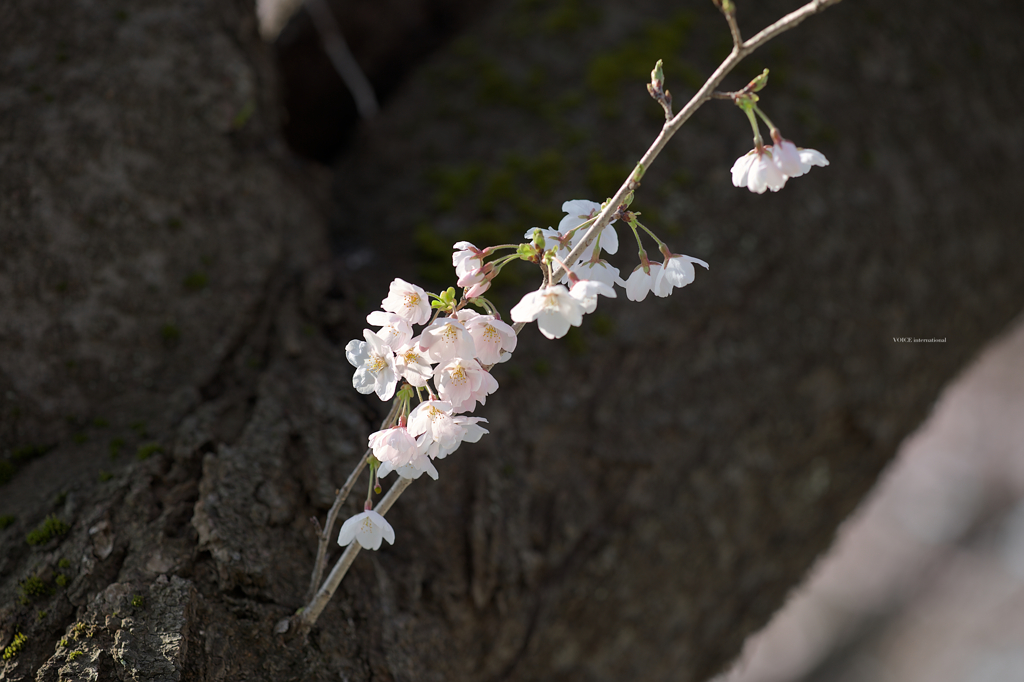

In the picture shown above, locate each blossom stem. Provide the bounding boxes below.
[304,398,401,602]
[743,107,764,149]
[752,104,778,135]
[634,220,665,249]
[548,0,842,286]
[295,476,414,632]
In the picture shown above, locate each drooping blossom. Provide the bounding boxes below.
[452,241,486,279]
[510,285,584,340]
[433,357,498,413]
[771,134,829,179]
[569,279,617,314]
[345,330,398,400]
[654,253,709,297]
[381,278,432,325]
[378,448,440,481]
[419,317,476,364]
[366,310,412,350]
[731,148,787,194]
[337,509,395,550]
[619,263,664,302]
[571,259,620,289]
[368,426,419,468]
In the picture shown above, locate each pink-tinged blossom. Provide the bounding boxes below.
[393,340,433,387]
[337,510,395,550]
[408,400,463,450]
[421,416,489,460]
[433,357,498,413]
[461,313,517,365]
[770,133,829,179]
[368,426,418,468]
[569,279,617,314]
[510,285,584,340]
[378,449,440,481]
[381,278,431,325]
[619,263,663,302]
[452,241,485,279]
[731,148,787,194]
[366,310,412,350]
[419,318,476,364]
[345,330,398,400]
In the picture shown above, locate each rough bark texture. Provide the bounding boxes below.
[1,0,1023,681]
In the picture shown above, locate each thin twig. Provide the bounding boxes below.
[304,401,400,602]
[550,0,842,285]
[296,476,413,631]
[304,0,379,119]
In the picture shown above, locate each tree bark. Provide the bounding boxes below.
[2,0,1023,681]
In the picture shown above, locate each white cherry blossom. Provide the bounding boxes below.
[460,313,517,365]
[366,310,412,350]
[654,253,709,296]
[619,263,663,302]
[731,148,786,194]
[559,199,619,259]
[368,426,418,468]
[421,416,489,460]
[419,318,476,364]
[345,330,398,400]
[337,509,395,550]
[393,340,433,387]
[433,357,498,413]
[510,285,584,340]
[571,260,620,289]
[771,136,829,178]
[452,241,485,279]
[408,400,463,450]
[381,278,431,325]
[378,443,440,481]
[569,279,617,314]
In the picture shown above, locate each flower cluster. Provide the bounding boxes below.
[731,139,828,194]
[341,278,516,549]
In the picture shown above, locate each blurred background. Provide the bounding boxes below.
[255,0,1024,678]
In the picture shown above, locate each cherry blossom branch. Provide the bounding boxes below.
[295,476,413,632]
[550,0,842,285]
[304,400,401,602]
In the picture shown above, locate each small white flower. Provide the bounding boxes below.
[619,263,663,302]
[434,357,498,413]
[422,416,489,460]
[731,148,787,194]
[366,311,412,350]
[771,136,829,179]
[408,400,463,450]
[569,279,616,314]
[345,330,398,400]
[461,313,517,365]
[654,253,709,296]
[794,147,829,177]
[337,510,395,550]
[378,443,440,480]
[452,241,485,279]
[510,285,585,340]
[393,340,433,387]
[368,426,418,468]
[419,318,477,364]
[559,199,619,259]
[570,260,620,289]
[381,278,431,325]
